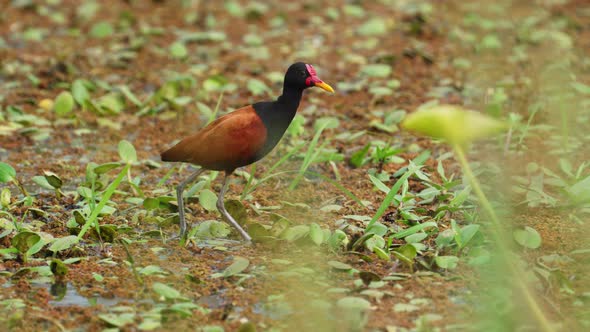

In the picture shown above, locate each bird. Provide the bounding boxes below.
[161,62,334,241]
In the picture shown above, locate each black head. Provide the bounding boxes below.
[283,62,334,93]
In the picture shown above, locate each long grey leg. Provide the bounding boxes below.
[217,172,252,242]
[176,168,205,237]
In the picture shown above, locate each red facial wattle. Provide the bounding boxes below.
[305,64,320,86]
[305,64,335,93]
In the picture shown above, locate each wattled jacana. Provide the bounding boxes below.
[161,62,334,241]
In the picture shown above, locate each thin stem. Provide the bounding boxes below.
[453,144,554,332]
[241,163,256,201]
[157,165,176,187]
[126,166,138,196]
[560,102,569,152]
[13,178,29,197]
[207,92,224,125]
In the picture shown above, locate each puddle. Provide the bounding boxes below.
[197,291,229,309]
[253,301,293,320]
[36,282,122,307]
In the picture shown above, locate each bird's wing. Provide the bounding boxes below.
[160,106,267,171]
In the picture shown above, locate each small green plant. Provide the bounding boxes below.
[0,162,28,197]
[288,117,341,190]
[76,140,136,239]
[32,171,64,199]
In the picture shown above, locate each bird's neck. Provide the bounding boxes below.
[251,86,303,161]
[276,86,303,111]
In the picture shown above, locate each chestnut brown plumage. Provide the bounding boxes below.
[161,62,334,241]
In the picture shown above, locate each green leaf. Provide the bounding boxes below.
[118,140,137,163]
[361,64,392,78]
[314,117,340,131]
[32,176,54,190]
[90,21,114,38]
[143,197,161,210]
[393,303,419,313]
[467,247,490,266]
[169,41,188,59]
[392,221,438,239]
[138,265,168,276]
[350,144,370,168]
[243,33,263,46]
[0,162,16,183]
[26,235,48,257]
[138,318,161,330]
[365,222,388,236]
[50,259,68,277]
[280,225,310,242]
[435,228,455,248]
[458,224,480,248]
[92,93,125,115]
[118,85,142,106]
[480,34,502,49]
[572,81,590,94]
[54,91,75,116]
[309,223,324,245]
[1,187,10,208]
[11,231,41,254]
[365,235,385,251]
[450,186,471,207]
[393,244,416,265]
[405,232,428,243]
[221,256,249,277]
[328,230,348,250]
[567,175,590,203]
[513,226,541,249]
[43,171,63,189]
[93,162,122,174]
[199,189,218,212]
[435,255,459,269]
[193,220,231,238]
[336,296,371,311]
[71,79,90,106]
[373,246,390,260]
[153,282,183,300]
[49,235,79,253]
[201,326,225,332]
[328,260,353,271]
[357,18,387,36]
[99,313,135,327]
[402,104,507,146]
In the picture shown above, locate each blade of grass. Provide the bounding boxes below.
[207,92,224,125]
[241,163,257,200]
[289,124,328,190]
[391,221,438,239]
[366,163,419,230]
[303,170,367,208]
[78,164,130,239]
[157,165,177,187]
[241,143,305,199]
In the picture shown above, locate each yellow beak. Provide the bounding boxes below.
[315,81,335,93]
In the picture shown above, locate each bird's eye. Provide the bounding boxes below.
[300,70,307,77]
